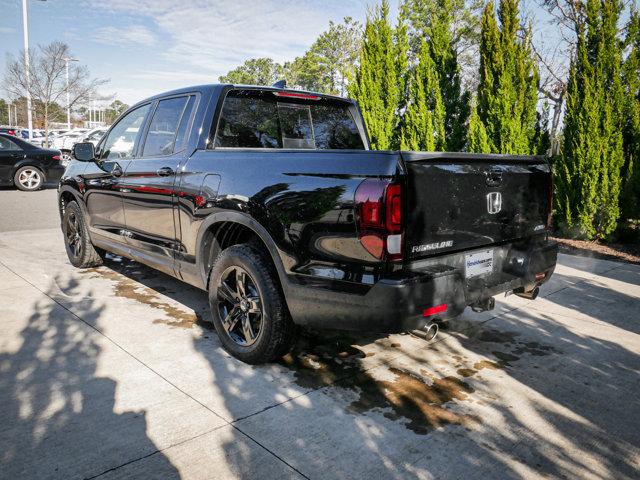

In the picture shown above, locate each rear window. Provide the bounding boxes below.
[213,90,365,150]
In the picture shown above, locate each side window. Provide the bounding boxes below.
[214,93,281,148]
[0,137,20,151]
[313,105,364,149]
[100,104,151,160]
[173,95,196,153]
[142,96,189,157]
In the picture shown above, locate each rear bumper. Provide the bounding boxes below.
[286,239,558,332]
[45,164,65,184]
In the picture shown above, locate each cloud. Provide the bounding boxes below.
[83,0,378,104]
[93,25,158,47]
[86,0,368,75]
[0,27,16,34]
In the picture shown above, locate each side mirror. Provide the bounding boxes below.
[73,142,95,162]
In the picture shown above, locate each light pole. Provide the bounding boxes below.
[21,0,46,142]
[64,57,78,129]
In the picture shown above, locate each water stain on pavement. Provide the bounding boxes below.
[278,331,369,389]
[347,368,481,435]
[280,331,481,435]
[84,266,210,330]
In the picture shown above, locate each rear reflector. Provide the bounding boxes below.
[535,272,546,281]
[273,91,320,100]
[423,304,447,317]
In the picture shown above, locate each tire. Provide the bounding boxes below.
[208,244,295,364]
[62,201,103,268]
[14,166,44,191]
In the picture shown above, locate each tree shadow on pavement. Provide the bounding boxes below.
[0,275,179,479]
[93,254,640,479]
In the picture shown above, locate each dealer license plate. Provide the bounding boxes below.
[465,249,494,278]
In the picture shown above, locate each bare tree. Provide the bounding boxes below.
[534,0,634,154]
[3,41,107,145]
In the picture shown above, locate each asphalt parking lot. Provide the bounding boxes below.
[0,188,639,479]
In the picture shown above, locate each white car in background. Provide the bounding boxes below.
[52,130,89,161]
[81,127,108,146]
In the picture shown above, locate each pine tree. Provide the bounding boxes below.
[349,1,398,150]
[477,0,539,154]
[556,0,625,239]
[400,40,445,150]
[621,8,640,220]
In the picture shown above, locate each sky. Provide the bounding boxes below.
[0,0,578,111]
[0,0,401,106]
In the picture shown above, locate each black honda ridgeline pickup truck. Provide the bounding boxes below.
[59,84,557,363]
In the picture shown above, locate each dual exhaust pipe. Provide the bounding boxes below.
[409,284,540,343]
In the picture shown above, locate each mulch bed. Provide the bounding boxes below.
[552,237,640,265]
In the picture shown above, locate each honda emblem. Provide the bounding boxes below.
[487,192,502,214]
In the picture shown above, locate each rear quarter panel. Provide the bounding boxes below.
[176,149,401,285]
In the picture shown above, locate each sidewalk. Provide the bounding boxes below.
[1,228,638,479]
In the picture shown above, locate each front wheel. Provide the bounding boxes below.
[208,244,295,364]
[63,201,103,268]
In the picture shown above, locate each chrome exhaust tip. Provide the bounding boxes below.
[410,322,439,342]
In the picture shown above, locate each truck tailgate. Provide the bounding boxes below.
[401,152,552,261]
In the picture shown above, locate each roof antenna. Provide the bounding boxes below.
[272,79,286,89]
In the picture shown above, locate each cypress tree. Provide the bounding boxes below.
[477,0,539,154]
[393,17,411,149]
[349,0,398,150]
[467,102,492,154]
[556,0,625,239]
[428,0,470,150]
[399,0,470,151]
[621,8,640,220]
[400,40,445,150]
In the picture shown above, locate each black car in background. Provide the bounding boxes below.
[0,133,64,191]
[0,127,19,136]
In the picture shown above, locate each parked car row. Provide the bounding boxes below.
[0,126,108,162]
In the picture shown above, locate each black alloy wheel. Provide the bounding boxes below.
[65,209,83,260]
[62,201,103,268]
[208,244,295,364]
[216,265,263,346]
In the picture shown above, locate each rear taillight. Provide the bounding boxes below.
[8,130,15,136]
[52,155,60,161]
[355,179,403,262]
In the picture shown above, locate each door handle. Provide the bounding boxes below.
[157,166,174,177]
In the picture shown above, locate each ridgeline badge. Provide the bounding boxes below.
[411,240,454,253]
